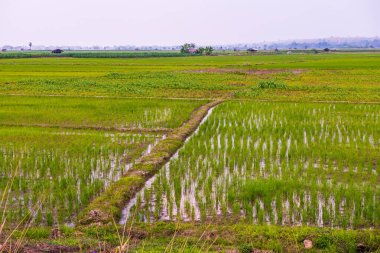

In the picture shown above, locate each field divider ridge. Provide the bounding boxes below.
[0,123,171,134]
[78,99,224,225]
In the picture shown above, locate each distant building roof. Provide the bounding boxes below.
[51,49,64,54]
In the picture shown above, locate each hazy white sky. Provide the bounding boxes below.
[1,0,379,46]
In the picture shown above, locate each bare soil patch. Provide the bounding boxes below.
[1,244,79,253]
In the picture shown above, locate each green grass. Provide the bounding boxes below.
[14,223,380,252]
[127,223,380,252]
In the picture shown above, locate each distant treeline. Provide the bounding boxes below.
[1,48,379,59]
[0,51,199,59]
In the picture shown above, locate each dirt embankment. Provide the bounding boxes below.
[79,99,224,225]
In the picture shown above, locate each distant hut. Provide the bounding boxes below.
[323,48,330,52]
[51,49,64,54]
[247,48,257,53]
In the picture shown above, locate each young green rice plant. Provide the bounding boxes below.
[0,126,161,226]
[121,101,379,229]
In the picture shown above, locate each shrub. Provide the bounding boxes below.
[258,80,288,89]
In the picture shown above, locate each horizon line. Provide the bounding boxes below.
[2,36,379,48]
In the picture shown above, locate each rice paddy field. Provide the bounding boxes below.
[0,52,379,252]
[0,96,205,227]
[124,102,379,229]
[0,127,160,225]
[0,96,205,129]
[0,53,379,101]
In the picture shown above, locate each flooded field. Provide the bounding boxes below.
[0,96,207,226]
[123,102,379,228]
[0,126,162,225]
